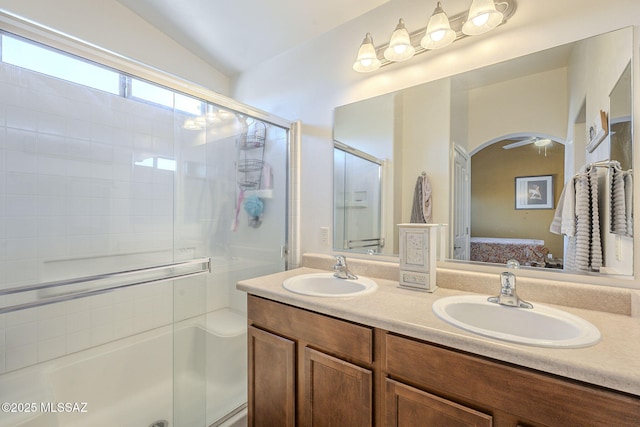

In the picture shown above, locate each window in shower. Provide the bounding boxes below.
[1,32,121,94]
[0,32,204,118]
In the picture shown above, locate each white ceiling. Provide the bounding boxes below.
[117,0,390,77]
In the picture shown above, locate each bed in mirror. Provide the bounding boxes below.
[333,26,633,278]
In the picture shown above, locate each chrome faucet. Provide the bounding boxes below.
[333,255,357,280]
[488,270,533,309]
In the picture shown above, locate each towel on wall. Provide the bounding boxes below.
[410,173,433,223]
[422,174,433,223]
[410,175,426,223]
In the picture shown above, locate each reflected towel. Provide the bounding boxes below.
[625,173,633,237]
[573,173,590,271]
[589,167,602,271]
[610,168,627,235]
[550,177,575,236]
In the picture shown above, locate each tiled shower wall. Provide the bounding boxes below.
[0,62,208,374]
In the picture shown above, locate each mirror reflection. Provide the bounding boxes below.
[333,27,633,277]
[333,142,383,252]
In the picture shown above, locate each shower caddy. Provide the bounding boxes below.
[236,120,267,191]
[233,120,269,230]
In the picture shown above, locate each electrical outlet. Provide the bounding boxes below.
[320,227,330,246]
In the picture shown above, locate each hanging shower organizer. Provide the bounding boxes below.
[233,120,271,231]
[236,120,267,192]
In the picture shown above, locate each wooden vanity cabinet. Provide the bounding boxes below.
[385,333,640,427]
[248,295,640,427]
[248,295,374,426]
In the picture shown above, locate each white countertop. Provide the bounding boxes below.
[237,267,640,397]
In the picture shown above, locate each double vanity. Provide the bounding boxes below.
[238,254,640,426]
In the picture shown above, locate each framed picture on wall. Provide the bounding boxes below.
[515,175,554,209]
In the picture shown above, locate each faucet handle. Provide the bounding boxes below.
[488,270,533,309]
[500,271,515,295]
[332,255,357,279]
[506,259,520,269]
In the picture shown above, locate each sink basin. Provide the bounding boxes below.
[432,295,601,348]
[283,273,377,297]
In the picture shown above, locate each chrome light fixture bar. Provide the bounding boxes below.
[353,0,516,73]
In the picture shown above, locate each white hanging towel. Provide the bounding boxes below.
[550,177,575,236]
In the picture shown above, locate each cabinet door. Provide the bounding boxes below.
[386,379,493,427]
[304,347,372,427]
[248,326,296,427]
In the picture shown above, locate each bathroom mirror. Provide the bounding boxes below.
[333,26,633,277]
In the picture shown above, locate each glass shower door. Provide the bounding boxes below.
[172,104,289,426]
[0,29,290,427]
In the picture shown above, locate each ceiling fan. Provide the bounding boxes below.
[502,136,553,150]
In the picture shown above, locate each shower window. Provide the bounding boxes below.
[0,31,204,118]
[1,32,121,94]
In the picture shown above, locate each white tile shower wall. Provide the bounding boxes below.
[0,62,207,373]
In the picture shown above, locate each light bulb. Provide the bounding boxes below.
[472,12,490,26]
[430,30,446,42]
[462,0,504,36]
[353,33,381,73]
[384,19,415,62]
[394,44,408,55]
[421,2,456,50]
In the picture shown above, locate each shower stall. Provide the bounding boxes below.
[0,17,290,427]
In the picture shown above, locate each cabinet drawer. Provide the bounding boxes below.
[385,378,492,427]
[385,333,640,427]
[248,295,373,364]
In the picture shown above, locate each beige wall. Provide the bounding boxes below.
[400,79,451,227]
[471,142,565,258]
[468,68,569,151]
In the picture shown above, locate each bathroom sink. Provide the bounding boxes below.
[432,295,601,348]
[283,273,377,297]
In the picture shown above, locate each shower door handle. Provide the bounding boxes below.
[0,257,211,314]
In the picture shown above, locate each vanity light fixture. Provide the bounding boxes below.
[353,0,516,73]
[462,0,504,35]
[421,2,456,50]
[353,32,382,72]
[384,19,415,61]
